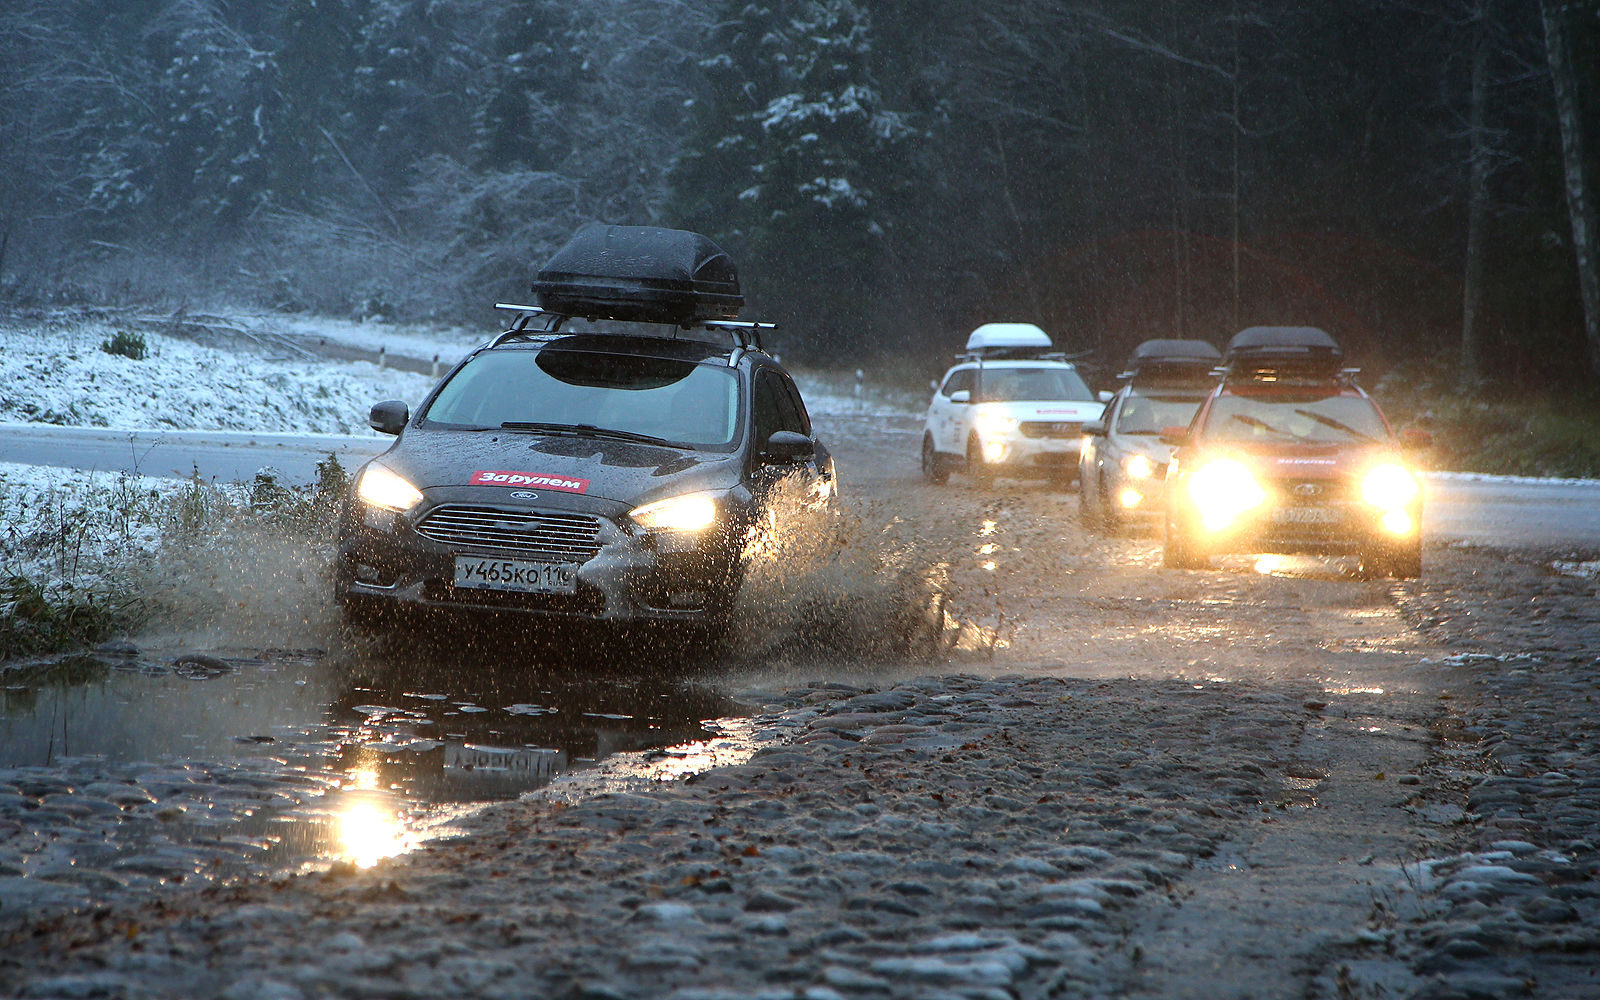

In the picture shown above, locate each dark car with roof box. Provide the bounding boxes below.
[334,224,836,634]
[1161,326,1428,578]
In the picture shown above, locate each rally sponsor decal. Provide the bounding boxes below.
[470,470,590,493]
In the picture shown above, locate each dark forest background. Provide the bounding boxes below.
[1,0,1597,389]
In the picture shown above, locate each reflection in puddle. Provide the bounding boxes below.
[0,636,752,882]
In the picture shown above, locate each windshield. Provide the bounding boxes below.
[1114,391,1208,435]
[978,367,1093,402]
[423,349,740,449]
[1204,391,1390,445]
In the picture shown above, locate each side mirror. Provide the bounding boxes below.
[1158,425,1190,447]
[948,389,971,404]
[1082,420,1106,437]
[369,400,409,435]
[929,379,940,392]
[1097,390,1114,403]
[763,430,814,464]
[1399,427,1433,450]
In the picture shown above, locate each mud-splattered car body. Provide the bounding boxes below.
[335,330,835,629]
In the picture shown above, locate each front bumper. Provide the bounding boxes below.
[1170,497,1420,556]
[975,434,1084,476]
[335,499,742,624]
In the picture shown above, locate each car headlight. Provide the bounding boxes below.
[1361,463,1420,510]
[974,410,1019,436]
[1186,457,1265,532]
[1125,454,1155,480]
[356,464,423,512]
[629,493,719,533]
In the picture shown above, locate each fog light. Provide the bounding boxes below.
[1380,509,1414,536]
[982,440,1007,463]
[1118,488,1143,509]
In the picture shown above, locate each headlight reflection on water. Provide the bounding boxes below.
[339,798,412,869]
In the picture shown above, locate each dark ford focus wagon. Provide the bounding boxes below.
[334,225,836,633]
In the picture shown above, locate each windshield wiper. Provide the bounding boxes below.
[1292,408,1378,443]
[1229,414,1295,438]
[500,422,674,447]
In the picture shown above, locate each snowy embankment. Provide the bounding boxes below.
[0,313,442,434]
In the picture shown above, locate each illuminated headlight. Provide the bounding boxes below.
[1125,454,1155,480]
[629,493,719,533]
[1361,464,1420,510]
[1187,458,1266,532]
[356,464,423,512]
[974,410,1020,436]
[982,440,1008,463]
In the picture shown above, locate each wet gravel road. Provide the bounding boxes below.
[2,412,1598,999]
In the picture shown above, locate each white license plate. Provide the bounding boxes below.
[1271,506,1340,525]
[453,556,578,594]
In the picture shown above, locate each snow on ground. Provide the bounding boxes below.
[252,311,487,367]
[0,313,436,435]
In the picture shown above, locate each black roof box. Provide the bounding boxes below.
[1224,326,1343,378]
[1123,339,1221,383]
[532,224,744,325]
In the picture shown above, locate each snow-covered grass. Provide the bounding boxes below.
[0,312,437,434]
[0,456,348,661]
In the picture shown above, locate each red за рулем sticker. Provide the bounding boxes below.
[470,470,590,493]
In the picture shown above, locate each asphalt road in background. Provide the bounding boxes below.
[2,417,1598,550]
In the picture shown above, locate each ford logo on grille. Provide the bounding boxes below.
[1293,483,1323,497]
[509,491,539,500]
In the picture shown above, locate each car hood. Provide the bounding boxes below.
[1204,439,1400,479]
[982,400,1104,421]
[1109,433,1177,464]
[379,427,745,506]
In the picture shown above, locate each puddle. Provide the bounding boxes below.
[0,636,752,888]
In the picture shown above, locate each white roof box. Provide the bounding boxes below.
[965,323,1053,352]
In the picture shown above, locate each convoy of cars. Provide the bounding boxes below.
[1158,326,1426,578]
[334,224,835,634]
[335,226,1426,637]
[919,324,1103,487]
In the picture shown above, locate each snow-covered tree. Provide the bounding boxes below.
[672,0,915,351]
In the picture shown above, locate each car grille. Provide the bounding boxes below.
[1020,420,1083,439]
[415,506,604,561]
[1272,479,1351,503]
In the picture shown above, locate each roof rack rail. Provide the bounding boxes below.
[491,302,774,352]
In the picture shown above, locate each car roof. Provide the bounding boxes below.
[484,331,765,368]
[945,358,1077,371]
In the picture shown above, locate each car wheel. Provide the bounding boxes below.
[1100,481,1123,535]
[1077,470,1099,525]
[1361,539,1421,580]
[921,434,949,485]
[1162,515,1209,569]
[966,436,994,485]
[339,594,391,633]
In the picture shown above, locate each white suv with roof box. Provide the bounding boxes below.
[920,323,1102,487]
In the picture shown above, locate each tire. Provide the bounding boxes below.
[921,434,949,485]
[1078,471,1099,526]
[1362,539,1421,580]
[967,436,994,485]
[1099,481,1123,535]
[339,594,391,633]
[1162,516,1209,569]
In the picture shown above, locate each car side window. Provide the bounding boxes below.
[776,374,811,436]
[753,370,789,444]
[941,369,974,397]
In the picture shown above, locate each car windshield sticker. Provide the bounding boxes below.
[471,470,590,493]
